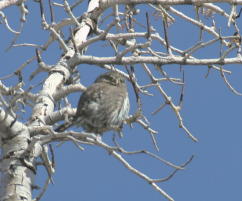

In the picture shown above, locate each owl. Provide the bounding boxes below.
[56,71,130,134]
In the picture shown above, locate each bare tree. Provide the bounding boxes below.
[0,0,241,201]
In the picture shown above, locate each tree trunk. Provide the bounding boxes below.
[0,110,34,201]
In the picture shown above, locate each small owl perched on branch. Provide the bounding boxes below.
[56,71,130,134]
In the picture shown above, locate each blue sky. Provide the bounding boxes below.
[1,1,242,201]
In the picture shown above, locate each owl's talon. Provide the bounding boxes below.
[95,134,102,142]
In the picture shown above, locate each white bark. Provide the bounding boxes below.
[0,1,99,201]
[0,109,34,201]
[99,0,242,7]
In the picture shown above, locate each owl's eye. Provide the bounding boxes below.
[107,75,124,85]
[119,78,124,83]
[107,76,116,83]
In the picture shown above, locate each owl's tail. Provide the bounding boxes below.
[55,119,75,132]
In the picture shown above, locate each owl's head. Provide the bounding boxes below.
[94,71,126,86]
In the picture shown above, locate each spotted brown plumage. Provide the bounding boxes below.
[55,71,130,134]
